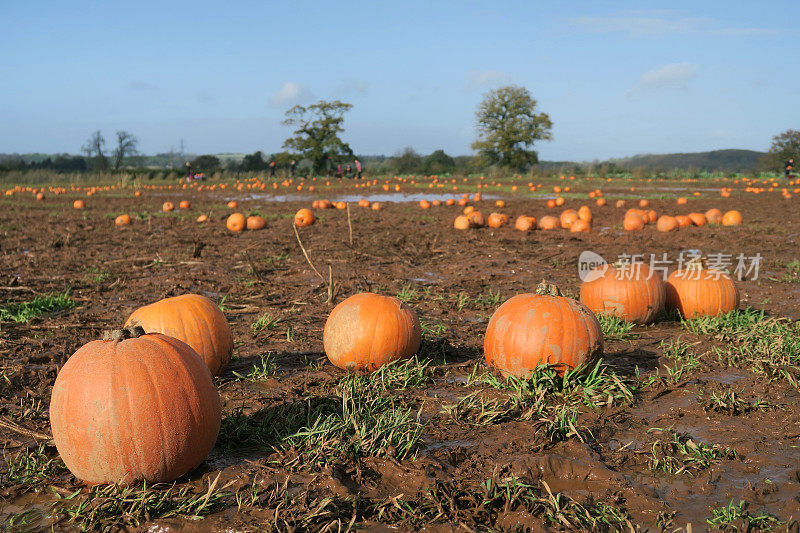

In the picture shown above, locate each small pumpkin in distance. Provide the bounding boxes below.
[246,215,266,230]
[485,282,603,377]
[538,215,559,230]
[125,294,233,376]
[73,200,85,209]
[515,216,536,232]
[323,293,421,372]
[162,201,175,212]
[294,208,315,227]
[226,213,246,232]
[49,327,221,484]
[115,214,131,226]
[722,210,742,226]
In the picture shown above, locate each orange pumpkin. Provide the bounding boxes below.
[665,259,739,318]
[454,215,471,229]
[705,208,723,224]
[514,216,536,232]
[227,200,238,209]
[179,200,190,209]
[577,205,592,222]
[125,294,233,376]
[371,202,383,211]
[560,209,578,228]
[722,210,742,226]
[49,327,220,484]
[615,200,626,208]
[580,263,665,324]
[467,211,485,227]
[162,201,175,212]
[596,198,607,207]
[432,199,442,207]
[656,215,678,232]
[73,200,85,209]
[538,215,559,230]
[227,213,246,232]
[623,213,645,231]
[197,214,208,223]
[419,200,431,209]
[246,215,266,230]
[323,293,421,372]
[485,282,603,377]
[294,208,315,226]
[688,212,707,226]
[487,212,509,228]
[445,198,456,206]
[675,215,692,228]
[358,199,370,208]
[334,201,346,210]
[570,219,591,233]
[638,199,649,208]
[115,214,131,226]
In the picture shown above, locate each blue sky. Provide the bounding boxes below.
[1,1,798,160]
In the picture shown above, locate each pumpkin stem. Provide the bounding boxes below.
[535,280,563,297]
[102,325,146,342]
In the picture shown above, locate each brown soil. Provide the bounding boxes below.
[2,179,800,531]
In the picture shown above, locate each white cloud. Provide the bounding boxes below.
[570,10,781,37]
[269,82,313,107]
[626,62,698,96]
[465,70,513,91]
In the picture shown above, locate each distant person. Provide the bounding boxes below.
[786,159,795,180]
[336,164,343,179]
[289,160,296,177]
[185,161,194,182]
[269,160,276,178]
[355,159,362,179]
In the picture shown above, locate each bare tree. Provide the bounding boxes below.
[112,131,139,170]
[82,130,109,170]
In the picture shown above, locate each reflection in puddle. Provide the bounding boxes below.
[236,193,502,204]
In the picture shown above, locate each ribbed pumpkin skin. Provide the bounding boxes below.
[125,294,232,376]
[665,268,739,318]
[484,294,603,377]
[580,264,666,324]
[323,293,421,372]
[50,334,221,484]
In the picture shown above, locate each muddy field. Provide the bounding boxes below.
[2,176,800,531]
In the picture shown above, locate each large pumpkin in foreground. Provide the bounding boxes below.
[125,294,232,376]
[580,263,666,324]
[323,293,421,372]
[50,328,221,484]
[485,282,603,377]
[665,260,739,318]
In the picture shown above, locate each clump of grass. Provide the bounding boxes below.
[251,310,281,333]
[395,282,418,302]
[597,314,638,341]
[3,444,67,486]
[420,319,447,337]
[282,375,424,466]
[232,353,277,381]
[648,428,737,476]
[60,478,229,531]
[371,356,433,391]
[706,500,781,530]
[0,290,76,323]
[684,308,800,387]
[699,388,775,415]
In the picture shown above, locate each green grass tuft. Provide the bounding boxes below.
[0,290,76,323]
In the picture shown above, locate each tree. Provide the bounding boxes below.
[389,147,423,174]
[82,130,109,171]
[471,86,553,171]
[282,100,354,174]
[112,131,139,170]
[422,149,456,175]
[191,155,221,171]
[240,151,268,171]
[761,129,800,171]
